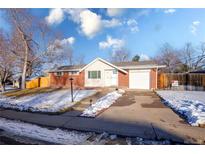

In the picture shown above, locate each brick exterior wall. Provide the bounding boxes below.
[49,71,85,89]
[118,70,129,88]
[77,71,85,87]
[118,68,157,89]
[150,68,157,89]
[49,69,157,90]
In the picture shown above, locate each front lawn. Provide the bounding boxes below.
[3,87,60,98]
[0,88,97,113]
[156,90,205,126]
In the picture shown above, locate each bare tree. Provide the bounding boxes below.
[110,49,130,62]
[43,38,74,69]
[5,9,61,88]
[74,54,85,65]
[0,31,16,92]
[180,42,205,71]
[66,46,73,65]
[154,43,182,73]
[5,9,38,89]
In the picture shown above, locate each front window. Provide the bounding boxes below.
[69,71,79,75]
[55,72,63,76]
[88,71,101,79]
[113,69,118,74]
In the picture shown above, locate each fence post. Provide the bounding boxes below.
[38,78,41,88]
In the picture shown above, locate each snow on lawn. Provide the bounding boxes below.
[81,89,125,117]
[0,117,92,144]
[0,85,17,93]
[156,90,205,126]
[0,117,171,145]
[0,89,96,112]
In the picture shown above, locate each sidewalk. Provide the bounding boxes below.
[1,107,205,144]
[0,109,156,139]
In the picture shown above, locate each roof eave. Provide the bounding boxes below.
[79,57,128,74]
[48,69,81,73]
[119,65,166,69]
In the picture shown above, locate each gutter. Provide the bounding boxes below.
[48,69,81,73]
[119,65,166,70]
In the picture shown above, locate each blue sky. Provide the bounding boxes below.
[0,8,205,63]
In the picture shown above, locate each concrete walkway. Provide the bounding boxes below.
[1,90,205,144]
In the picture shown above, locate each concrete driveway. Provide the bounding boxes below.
[97,90,205,144]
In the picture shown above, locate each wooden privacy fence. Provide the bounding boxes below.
[158,73,205,90]
[26,77,50,89]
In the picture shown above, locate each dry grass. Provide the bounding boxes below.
[71,88,114,111]
[3,87,62,98]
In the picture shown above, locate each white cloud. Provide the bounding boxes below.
[103,18,122,28]
[45,9,123,38]
[78,10,123,37]
[127,19,139,33]
[65,9,123,38]
[164,9,176,14]
[107,8,124,17]
[48,37,75,52]
[45,8,64,25]
[136,9,150,18]
[79,10,103,38]
[64,8,86,23]
[139,54,150,61]
[190,21,200,35]
[193,21,200,25]
[61,37,75,45]
[99,35,125,51]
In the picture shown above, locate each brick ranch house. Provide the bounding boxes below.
[48,58,166,90]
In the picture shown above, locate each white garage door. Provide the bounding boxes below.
[129,70,150,89]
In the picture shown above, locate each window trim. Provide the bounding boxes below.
[88,71,101,79]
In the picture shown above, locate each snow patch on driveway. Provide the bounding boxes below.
[0,89,96,113]
[81,89,125,117]
[156,90,205,126]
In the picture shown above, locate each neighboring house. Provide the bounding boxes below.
[12,74,21,88]
[48,58,166,90]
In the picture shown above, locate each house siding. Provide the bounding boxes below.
[78,71,85,87]
[84,60,115,87]
[118,70,129,88]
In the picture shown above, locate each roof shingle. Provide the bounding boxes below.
[49,60,158,72]
[112,60,157,67]
[57,64,86,70]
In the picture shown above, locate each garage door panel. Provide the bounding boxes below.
[129,70,150,89]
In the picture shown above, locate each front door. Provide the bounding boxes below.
[104,70,118,86]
